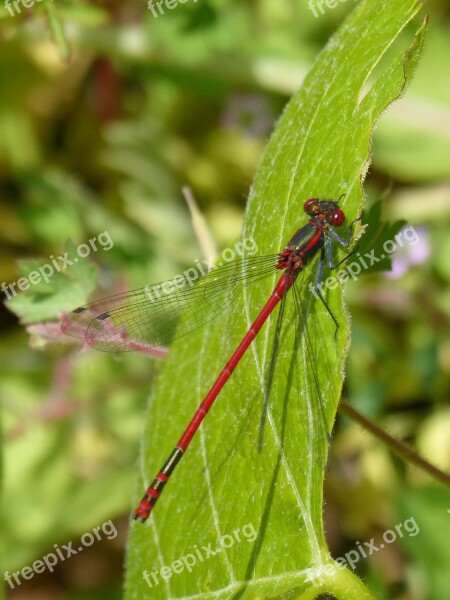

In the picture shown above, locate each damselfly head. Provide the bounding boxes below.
[303,198,345,227]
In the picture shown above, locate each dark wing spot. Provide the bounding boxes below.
[97,312,110,321]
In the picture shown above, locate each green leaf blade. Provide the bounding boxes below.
[125,2,427,598]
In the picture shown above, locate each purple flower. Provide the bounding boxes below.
[386,226,430,279]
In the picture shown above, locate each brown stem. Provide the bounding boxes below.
[339,399,450,487]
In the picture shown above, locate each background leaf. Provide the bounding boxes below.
[125,1,427,598]
[6,241,99,324]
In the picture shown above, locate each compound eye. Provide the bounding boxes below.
[304,198,318,214]
[332,208,345,226]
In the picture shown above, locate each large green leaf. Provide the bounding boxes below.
[125,2,427,598]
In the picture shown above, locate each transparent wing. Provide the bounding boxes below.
[257,274,331,455]
[291,281,331,447]
[61,254,279,352]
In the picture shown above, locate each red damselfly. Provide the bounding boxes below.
[62,198,359,522]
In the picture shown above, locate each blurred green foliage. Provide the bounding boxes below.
[0,1,449,599]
